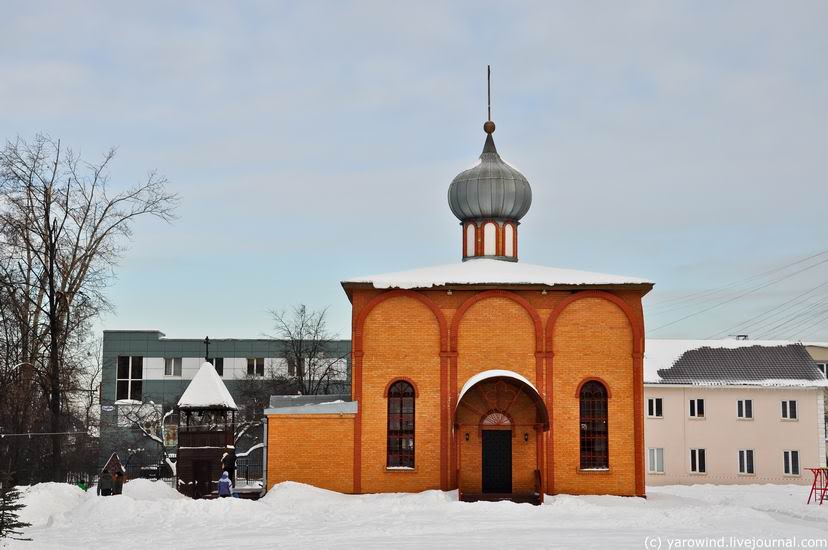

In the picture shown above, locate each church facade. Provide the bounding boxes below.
[265,117,653,501]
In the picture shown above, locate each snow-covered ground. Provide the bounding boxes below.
[8,481,828,549]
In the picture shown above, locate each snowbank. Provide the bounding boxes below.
[17,483,88,528]
[121,478,185,501]
[9,482,828,549]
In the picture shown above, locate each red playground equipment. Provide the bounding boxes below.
[806,468,828,505]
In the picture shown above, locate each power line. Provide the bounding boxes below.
[745,299,828,337]
[649,249,828,313]
[705,280,828,338]
[758,301,828,340]
[649,255,828,332]
[0,431,88,438]
[762,298,828,340]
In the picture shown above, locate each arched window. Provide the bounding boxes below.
[579,381,608,469]
[504,224,514,257]
[387,380,415,468]
[481,410,512,426]
[465,224,476,257]
[483,222,497,255]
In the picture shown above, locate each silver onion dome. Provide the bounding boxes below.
[448,130,532,221]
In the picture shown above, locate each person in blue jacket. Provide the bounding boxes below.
[217,470,233,498]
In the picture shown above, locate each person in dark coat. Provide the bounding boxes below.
[221,445,236,484]
[217,471,233,498]
[112,471,124,495]
[97,472,113,496]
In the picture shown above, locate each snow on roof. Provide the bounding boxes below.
[177,362,238,410]
[644,339,828,387]
[457,369,540,405]
[343,258,651,290]
[265,401,357,415]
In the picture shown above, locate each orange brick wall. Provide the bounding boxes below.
[267,285,646,498]
[550,297,636,495]
[267,414,354,493]
[457,297,536,386]
[360,296,442,492]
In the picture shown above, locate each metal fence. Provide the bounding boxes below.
[81,454,263,490]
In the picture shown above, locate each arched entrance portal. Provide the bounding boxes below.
[454,370,549,504]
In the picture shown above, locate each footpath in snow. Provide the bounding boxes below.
[8,480,828,549]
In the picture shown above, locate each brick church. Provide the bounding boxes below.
[266,111,653,502]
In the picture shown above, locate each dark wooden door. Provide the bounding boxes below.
[482,430,512,494]
[193,460,211,498]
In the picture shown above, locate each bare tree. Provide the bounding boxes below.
[117,402,176,475]
[0,134,177,481]
[270,305,347,395]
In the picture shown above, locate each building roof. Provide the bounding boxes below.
[177,362,239,410]
[448,132,532,221]
[644,339,828,387]
[343,258,652,290]
[265,395,356,415]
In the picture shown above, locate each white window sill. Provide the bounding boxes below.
[646,416,664,420]
[114,399,142,405]
[736,417,754,421]
[647,471,665,475]
[688,471,707,475]
[688,416,705,420]
[780,418,799,422]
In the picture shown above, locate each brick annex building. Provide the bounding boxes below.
[266,115,654,502]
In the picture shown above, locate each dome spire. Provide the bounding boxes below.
[447,66,532,263]
[484,65,496,136]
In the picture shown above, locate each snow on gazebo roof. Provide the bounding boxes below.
[177,362,238,410]
[342,258,651,290]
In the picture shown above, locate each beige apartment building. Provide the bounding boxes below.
[644,340,827,486]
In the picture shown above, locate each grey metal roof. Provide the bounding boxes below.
[655,343,825,385]
[265,394,356,415]
[448,133,532,221]
[268,394,351,408]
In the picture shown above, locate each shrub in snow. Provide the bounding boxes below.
[0,471,31,543]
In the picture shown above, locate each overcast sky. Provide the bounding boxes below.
[2,1,827,342]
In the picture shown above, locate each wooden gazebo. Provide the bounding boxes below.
[175,362,237,499]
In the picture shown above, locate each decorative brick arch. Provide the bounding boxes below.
[543,289,645,497]
[450,290,543,353]
[574,377,613,398]
[354,289,448,353]
[545,290,642,353]
[351,289,449,494]
[383,377,420,398]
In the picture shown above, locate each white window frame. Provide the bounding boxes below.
[781,400,798,420]
[504,223,515,257]
[647,447,664,474]
[689,448,706,474]
[816,363,827,378]
[247,357,265,377]
[738,449,755,475]
[483,222,497,256]
[116,356,143,402]
[737,399,753,420]
[783,450,800,476]
[689,398,705,419]
[465,224,476,257]
[647,398,663,418]
[164,357,182,377]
